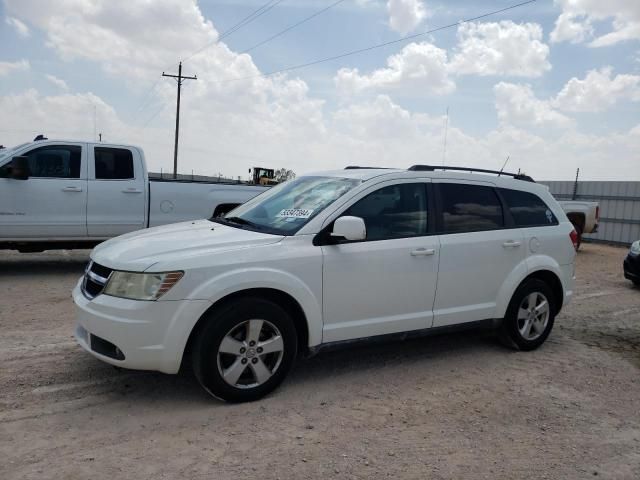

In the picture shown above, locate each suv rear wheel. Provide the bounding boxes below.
[501,278,556,350]
[192,297,297,402]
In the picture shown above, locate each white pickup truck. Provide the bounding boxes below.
[558,200,599,249]
[0,138,266,252]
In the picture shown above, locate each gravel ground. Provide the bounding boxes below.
[1,244,639,479]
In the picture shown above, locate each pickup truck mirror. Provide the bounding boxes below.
[8,156,30,180]
[331,216,366,241]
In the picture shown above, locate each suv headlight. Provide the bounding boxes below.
[103,271,184,301]
[631,240,640,256]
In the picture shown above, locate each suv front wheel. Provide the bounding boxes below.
[501,278,556,350]
[192,297,298,402]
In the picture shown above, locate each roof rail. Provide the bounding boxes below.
[407,165,535,182]
[344,166,393,170]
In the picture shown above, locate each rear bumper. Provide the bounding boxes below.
[73,280,211,374]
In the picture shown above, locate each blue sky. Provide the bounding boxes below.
[1,0,639,179]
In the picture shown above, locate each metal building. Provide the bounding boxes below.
[541,181,640,246]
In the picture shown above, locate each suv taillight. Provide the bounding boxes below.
[570,229,578,250]
[595,206,600,220]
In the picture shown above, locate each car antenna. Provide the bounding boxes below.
[498,155,510,176]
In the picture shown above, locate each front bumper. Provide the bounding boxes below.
[624,253,640,283]
[73,280,211,374]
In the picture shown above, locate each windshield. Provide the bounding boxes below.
[214,176,362,235]
[0,143,29,162]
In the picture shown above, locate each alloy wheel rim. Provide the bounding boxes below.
[217,319,284,389]
[517,292,550,341]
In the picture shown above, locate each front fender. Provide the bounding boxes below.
[494,255,564,319]
[164,268,323,359]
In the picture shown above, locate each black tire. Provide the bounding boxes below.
[500,279,556,351]
[633,279,640,287]
[192,297,297,402]
[575,226,583,250]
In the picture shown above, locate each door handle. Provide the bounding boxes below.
[410,248,436,256]
[502,240,522,248]
[62,186,83,192]
[122,188,143,194]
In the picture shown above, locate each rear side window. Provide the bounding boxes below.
[499,188,558,227]
[94,147,134,180]
[438,183,504,233]
[24,145,81,178]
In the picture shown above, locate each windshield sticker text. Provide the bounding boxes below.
[277,208,314,219]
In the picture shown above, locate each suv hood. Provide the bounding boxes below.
[91,219,283,271]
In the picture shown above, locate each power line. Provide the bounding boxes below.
[241,0,346,54]
[219,0,284,41]
[183,0,285,63]
[221,0,537,83]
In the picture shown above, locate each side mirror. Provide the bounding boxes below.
[331,216,366,241]
[9,156,30,180]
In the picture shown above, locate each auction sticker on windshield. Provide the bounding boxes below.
[276,208,314,219]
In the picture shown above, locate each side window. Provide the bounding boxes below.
[439,183,504,233]
[24,145,81,179]
[499,188,558,227]
[343,183,428,241]
[94,147,134,180]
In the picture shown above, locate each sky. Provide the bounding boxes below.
[0,0,638,181]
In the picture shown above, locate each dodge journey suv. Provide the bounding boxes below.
[73,165,577,402]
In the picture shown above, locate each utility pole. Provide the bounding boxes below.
[442,106,449,166]
[162,62,197,179]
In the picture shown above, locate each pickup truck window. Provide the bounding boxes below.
[95,147,134,180]
[24,145,81,179]
[499,188,558,227]
[217,176,361,235]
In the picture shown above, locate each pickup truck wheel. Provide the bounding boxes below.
[575,226,583,250]
[192,298,297,403]
[501,279,556,351]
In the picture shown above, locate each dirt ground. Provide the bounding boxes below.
[1,244,639,479]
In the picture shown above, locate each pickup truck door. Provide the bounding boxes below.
[0,143,88,238]
[87,146,146,237]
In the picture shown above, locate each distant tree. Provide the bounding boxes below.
[274,168,296,182]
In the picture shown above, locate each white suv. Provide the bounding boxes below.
[73,165,577,402]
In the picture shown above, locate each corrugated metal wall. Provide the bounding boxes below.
[541,181,640,246]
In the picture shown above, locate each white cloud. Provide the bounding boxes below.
[5,16,30,37]
[4,0,220,80]
[387,0,429,35]
[494,82,574,129]
[449,21,551,77]
[45,74,69,91]
[0,89,123,140]
[550,0,640,47]
[553,67,640,112]
[2,87,639,181]
[335,42,454,95]
[550,12,593,44]
[334,21,550,95]
[0,59,30,76]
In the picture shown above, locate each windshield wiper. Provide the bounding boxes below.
[217,216,263,230]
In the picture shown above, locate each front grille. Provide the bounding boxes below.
[82,261,113,299]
